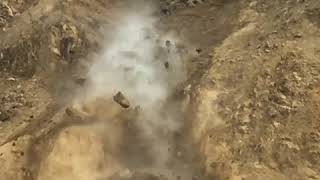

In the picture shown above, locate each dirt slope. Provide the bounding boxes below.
[191,0,320,179]
[0,0,320,180]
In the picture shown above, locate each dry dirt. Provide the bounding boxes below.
[0,0,320,180]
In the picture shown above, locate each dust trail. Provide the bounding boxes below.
[73,2,191,178]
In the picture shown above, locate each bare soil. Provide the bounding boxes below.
[0,0,320,180]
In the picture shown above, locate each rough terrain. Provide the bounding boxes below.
[0,0,320,180]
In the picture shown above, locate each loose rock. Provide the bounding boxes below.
[196,48,202,54]
[113,92,130,108]
[164,61,170,69]
[75,78,86,86]
[0,111,10,122]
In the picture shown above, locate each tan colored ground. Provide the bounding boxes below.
[0,0,320,180]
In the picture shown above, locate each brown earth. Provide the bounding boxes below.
[0,0,320,180]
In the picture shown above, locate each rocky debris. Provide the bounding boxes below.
[0,111,10,122]
[209,161,232,180]
[65,107,76,117]
[161,0,204,8]
[302,131,320,166]
[113,92,130,108]
[223,51,320,136]
[293,33,303,38]
[203,0,320,177]
[0,84,31,122]
[0,36,40,76]
[164,61,170,69]
[305,7,320,27]
[74,77,86,86]
[195,48,202,54]
[109,171,168,180]
[1,89,28,107]
[186,0,204,7]
[242,52,320,123]
[50,23,82,62]
[2,20,86,76]
[7,77,16,81]
[183,84,192,94]
[60,36,75,61]
[160,0,204,15]
[0,2,14,28]
[165,40,171,48]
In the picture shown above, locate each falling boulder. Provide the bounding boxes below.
[75,78,86,86]
[165,40,171,48]
[113,92,130,109]
[196,48,202,54]
[164,61,170,69]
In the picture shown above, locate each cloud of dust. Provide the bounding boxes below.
[72,2,191,179]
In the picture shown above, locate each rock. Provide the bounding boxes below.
[294,33,303,38]
[184,84,192,94]
[292,72,302,81]
[0,111,10,122]
[119,169,133,179]
[164,61,170,69]
[239,125,249,134]
[113,92,130,108]
[209,161,232,180]
[187,0,204,6]
[65,107,75,117]
[0,2,13,17]
[60,36,75,61]
[51,47,61,56]
[134,105,141,114]
[2,3,13,17]
[273,121,281,128]
[7,77,16,81]
[267,106,279,118]
[161,8,170,15]
[75,78,86,86]
[165,40,171,48]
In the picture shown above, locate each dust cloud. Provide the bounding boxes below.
[71,2,192,179]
